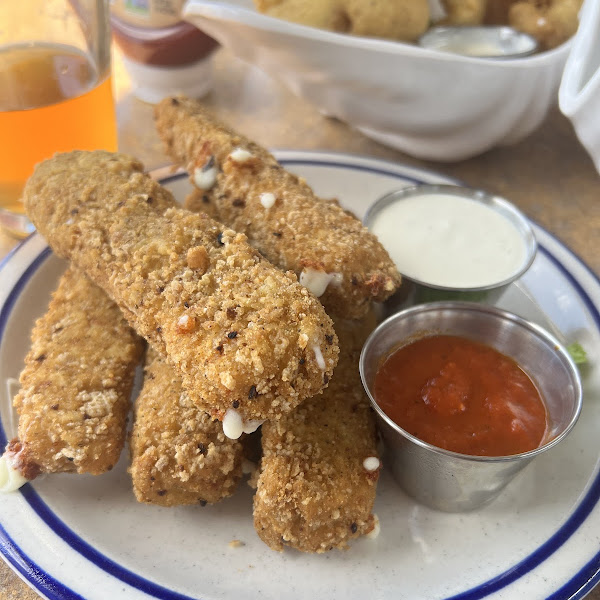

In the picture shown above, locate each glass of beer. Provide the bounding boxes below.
[0,1,118,237]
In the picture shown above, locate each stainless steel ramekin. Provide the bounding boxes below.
[360,302,582,512]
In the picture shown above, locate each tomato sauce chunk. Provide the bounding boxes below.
[374,335,547,456]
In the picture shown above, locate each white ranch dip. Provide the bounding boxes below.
[442,40,505,57]
[369,193,528,288]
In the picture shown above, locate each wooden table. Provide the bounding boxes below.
[1,46,599,600]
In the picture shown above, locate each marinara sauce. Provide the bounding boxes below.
[374,335,547,456]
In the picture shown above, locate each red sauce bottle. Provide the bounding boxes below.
[110,0,218,103]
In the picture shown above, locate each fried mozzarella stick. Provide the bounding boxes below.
[154,96,400,319]
[130,348,243,506]
[24,151,338,435]
[253,315,381,553]
[0,266,144,491]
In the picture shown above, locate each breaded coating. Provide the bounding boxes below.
[253,314,380,553]
[154,96,400,320]
[23,150,338,427]
[6,266,143,478]
[344,0,430,41]
[508,0,582,50]
[185,187,220,220]
[129,348,243,506]
[440,0,487,25]
[254,0,430,42]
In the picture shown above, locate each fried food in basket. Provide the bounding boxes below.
[23,150,338,433]
[1,266,143,486]
[255,0,579,49]
[253,314,380,553]
[255,0,350,32]
[482,0,582,49]
[130,348,243,506]
[343,0,430,41]
[154,96,400,320]
[255,0,429,42]
[440,0,487,25]
[506,0,582,50]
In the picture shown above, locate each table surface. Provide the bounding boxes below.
[1,45,599,600]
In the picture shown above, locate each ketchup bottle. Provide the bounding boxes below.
[110,0,218,103]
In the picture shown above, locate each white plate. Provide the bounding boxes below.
[1,151,599,600]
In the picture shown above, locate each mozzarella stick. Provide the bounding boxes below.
[23,151,338,433]
[0,266,144,490]
[253,314,381,553]
[130,348,243,506]
[154,96,400,319]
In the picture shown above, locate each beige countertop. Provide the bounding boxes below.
[1,45,599,599]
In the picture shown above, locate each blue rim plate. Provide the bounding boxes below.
[0,151,599,600]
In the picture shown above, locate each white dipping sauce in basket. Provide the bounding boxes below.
[369,193,528,288]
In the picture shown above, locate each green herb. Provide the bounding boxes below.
[567,342,588,365]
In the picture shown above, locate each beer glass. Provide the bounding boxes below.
[0,1,117,237]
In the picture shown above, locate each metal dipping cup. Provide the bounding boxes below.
[418,26,538,59]
[359,302,583,512]
[364,185,538,312]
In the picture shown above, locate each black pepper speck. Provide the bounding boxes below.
[203,155,215,171]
